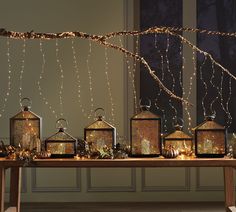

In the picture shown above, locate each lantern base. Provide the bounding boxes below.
[129,154,161,158]
[50,154,76,158]
[196,153,225,158]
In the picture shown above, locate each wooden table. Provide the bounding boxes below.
[0,157,236,212]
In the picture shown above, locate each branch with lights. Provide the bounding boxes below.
[2,26,236,107]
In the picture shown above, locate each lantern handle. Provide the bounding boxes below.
[139,98,151,111]
[94,108,105,120]
[172,117,184,130]
[204,113,216,121]
[56,118,68,131]
[20,97,32,110]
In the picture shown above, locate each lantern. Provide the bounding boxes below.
[130,103,161,157]
[163,125,193,156]
[45,119,77,158]
[84,108,116,151]
[195,115,226,158]
[10,98,42,150]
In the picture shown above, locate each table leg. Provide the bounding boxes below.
[9,167,21,212]
[224,167,235,212]
[0,168,5,212]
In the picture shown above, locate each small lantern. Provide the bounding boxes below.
[195,115,226,158]
[45,119,77,158]
[130,102,161,157]
[10,98,42,150]
[163,125,193,156]
[84,108,116,151]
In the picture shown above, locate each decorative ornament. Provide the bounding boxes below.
[162,145,179,158]
[10,98,42,150]
[45,118,77,158]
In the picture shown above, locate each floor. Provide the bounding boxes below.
[17,202,226,212]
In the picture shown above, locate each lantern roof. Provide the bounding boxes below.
[165,129,192,140]
[132,110,161,119]
[46,129,76,141]
[85,118,115,129]
[11,109,41,119]
[194,119,225,130]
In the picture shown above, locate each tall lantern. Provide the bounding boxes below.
[45,118,77,158]
[195,115,226,158]
[84,108,116,150]
[10,98,42,150]
[130,101,161,157]
[163,125,193,156]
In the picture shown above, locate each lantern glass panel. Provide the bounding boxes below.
[164,129,193,155]
[84,117,116,150]
[196,131,225,154]
[10,109,41,149]
[195,117,226,157]
[131,110,161,156]
[45,130,77,158]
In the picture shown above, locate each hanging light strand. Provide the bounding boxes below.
[178,38,192,132]
[18,39,26,100]
[209,61,218,116]
[154,33,168,132]
[118,36,138,113]
[55,39,64,117]
[199,54,208,117]
[0,38,12,118]
[165,34,178,125]
[86,40,95,118]
[71,39,89,118]
[226,77,232,127]
[38,40,58,119]
[104,47,115,124]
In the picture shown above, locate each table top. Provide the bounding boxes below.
[1,157,236,168]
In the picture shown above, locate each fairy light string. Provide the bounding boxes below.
[38,40,58,119]
[71,39,88,118]
[0,38,12,118]
[55,39,64,117]
[104,46,115,124]
[19,39,26,101]
[165,33,178,126]
[86,40,95,119]
[118,36,138,113]
[199,53,208,117]
[226,77,232,127]
[154,33,167,132]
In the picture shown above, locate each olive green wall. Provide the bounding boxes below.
[0,0,125,138]
[0,0,230,203]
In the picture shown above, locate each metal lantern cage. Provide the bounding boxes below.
[45,118,77,158]
[84,108,116,151]
[195,115,227,158]
[163,125,193,156]
[130,101,162,157]
[10,98,42,150]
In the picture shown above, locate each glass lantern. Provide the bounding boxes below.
[163,125,193,156]
[130,102,161,157]
[10,98,42,150]
[84,108,116,151]
[195,115,226,158]
[45,119,77,158]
